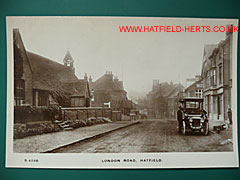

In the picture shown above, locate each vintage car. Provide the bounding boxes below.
[179,97,209,135]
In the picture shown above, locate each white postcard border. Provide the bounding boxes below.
[5,16,239,169]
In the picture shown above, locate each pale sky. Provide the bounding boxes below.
[7,17,237,97]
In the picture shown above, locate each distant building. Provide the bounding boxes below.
[89,71,132,114]
[14,29,90,107]
[147,81,183,119]
[201,25,233,122]
[168,85,184,119]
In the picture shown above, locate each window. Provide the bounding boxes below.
[204,78,207,88]
[212,57,216,67]
[14,79,25,106]
[206,71,210,87]
[34,90,49,107]
[219,65,222,84]
[38,91,49,106]
[195,89,202,98]
[209,69,216,86]
[213,69,216,86]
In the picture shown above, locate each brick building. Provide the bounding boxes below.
[201,25,233,122]
[14,29,90,107]
[89,71,133,114]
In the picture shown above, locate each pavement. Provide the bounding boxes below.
[54,119,233,153]
[13,121,139,153]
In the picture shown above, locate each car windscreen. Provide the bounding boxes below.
[184,101,203,110]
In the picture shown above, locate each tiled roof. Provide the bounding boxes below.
[27,52,79,91]
[91,74,125,91]
[63,80,89,97]
[203,44,217,61]
[26,51,89,105]
[201,44,217,77]
[14,28,89,106]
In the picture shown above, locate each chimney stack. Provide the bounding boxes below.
[226,24,233,36]
[89,75,92,83]
[84,73,88,81]
[105,71,113,81]
[114,76,119,81]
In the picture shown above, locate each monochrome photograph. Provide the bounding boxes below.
[6,16,238,168]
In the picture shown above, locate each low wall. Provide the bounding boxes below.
[61,107,122,121]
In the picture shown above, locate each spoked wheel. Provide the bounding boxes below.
[203,121,209,136]
[181,121,186,135]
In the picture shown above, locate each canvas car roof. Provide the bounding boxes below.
[183,97,203,101]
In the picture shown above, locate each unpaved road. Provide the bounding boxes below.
[54,119,233,153]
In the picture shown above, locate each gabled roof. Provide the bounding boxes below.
[91,74,125,91]
[63,80,90,97]
[27,52,79,91]
[13,29,33,73]
[201,59,212,77]
[26,51,90,106]
[203,44,217,62]
[201,44,217,77]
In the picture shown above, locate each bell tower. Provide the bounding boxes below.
[63,50,75,73]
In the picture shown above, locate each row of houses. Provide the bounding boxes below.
[184,25,233,123]
[14,29,135,117]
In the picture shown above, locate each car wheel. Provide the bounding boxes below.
[203,122,209,136]
[181,121,186,135]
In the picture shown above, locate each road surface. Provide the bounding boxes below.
[53,119,233,153]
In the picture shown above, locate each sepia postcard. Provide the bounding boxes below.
[6,16,239,168]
